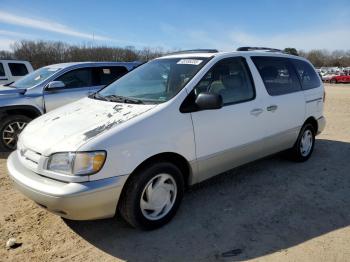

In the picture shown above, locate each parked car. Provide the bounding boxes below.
[0,61,141,151]
[0,60,33,85]
[321,73,338,82]
[7,48,325,229]
[329,74,350,83]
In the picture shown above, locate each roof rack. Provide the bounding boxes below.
[167,49,219,55]
[237,47,284,53]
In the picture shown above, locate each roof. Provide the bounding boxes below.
[43,61,141,69]
[158,50,306,61]
[0,59,31,63]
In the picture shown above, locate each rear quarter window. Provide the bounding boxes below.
[251,56,301,96]
[291,59,321,90]
[9,63,29,76]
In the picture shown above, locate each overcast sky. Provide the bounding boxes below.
[0,0,350,51]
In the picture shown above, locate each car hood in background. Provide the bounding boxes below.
[20,97,157,155]
[0,85,26,95]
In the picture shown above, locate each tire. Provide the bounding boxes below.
[330,79,337,84]
[0,115,31,152]
[288,123,315,162]
[118,162,184,230]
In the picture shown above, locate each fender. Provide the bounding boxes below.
[0,105,43,119]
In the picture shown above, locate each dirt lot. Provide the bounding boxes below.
[1,83,350,262]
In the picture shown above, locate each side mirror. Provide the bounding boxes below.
[195,92,223,110]
[47,81,65,89]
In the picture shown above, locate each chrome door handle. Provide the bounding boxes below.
[250,108,263,116]
[267,105,278,112]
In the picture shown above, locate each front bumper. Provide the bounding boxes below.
[7,152,128,220]
[317,116,326,135]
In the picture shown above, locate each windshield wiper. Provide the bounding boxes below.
[90,92,111,101]
[104,95,144,104]
[3,82,15,87]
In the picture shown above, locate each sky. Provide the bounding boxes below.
[0,0,350,52]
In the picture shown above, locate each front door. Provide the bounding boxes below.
[44,67,95,112]
[189,57,267,183]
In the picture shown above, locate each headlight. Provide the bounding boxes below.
[47,151,106,175]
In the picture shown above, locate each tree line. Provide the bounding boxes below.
[0,40,349,69]
[0,40,167,69]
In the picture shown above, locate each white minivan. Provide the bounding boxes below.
[7,48,325,229]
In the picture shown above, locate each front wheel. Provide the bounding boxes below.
[118,162,184,230]
[288,124,315,162]
[0,115,31,151]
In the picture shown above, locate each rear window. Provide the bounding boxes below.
[9,63,28,76]
[291,59,321,90]
[95,66,128,86]
[252,56,301,96]
[0,63,4,77]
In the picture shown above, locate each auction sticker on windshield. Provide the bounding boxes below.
[177,59,203,65]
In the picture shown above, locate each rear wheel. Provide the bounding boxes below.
[0,115,31,151]
[118,162,184,230]
[330,79,337,84]
[288,123,315,162]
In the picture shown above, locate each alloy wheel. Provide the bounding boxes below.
[2,121,27,150]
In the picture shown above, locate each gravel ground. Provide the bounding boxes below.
[1,83,350,262]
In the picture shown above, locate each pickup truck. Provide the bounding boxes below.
[0,61,140,151]
[0,60,33,85]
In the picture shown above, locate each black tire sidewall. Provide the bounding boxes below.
[121,162,184,230]
[294,124,315,162]
[0,115,31,151]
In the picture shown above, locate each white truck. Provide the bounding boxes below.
[0,60,33,85]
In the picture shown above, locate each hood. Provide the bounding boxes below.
[20,97,157,155]
[0,85,26,95]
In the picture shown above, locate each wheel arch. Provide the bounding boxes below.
[303,116,318,134]
[0,105,42,121]
[121,152,192,193]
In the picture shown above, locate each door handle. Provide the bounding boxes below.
[267,105,278,112]
[250,108,264,116]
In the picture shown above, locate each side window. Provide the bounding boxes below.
[55,68,93,88]
[194,57,255,105]
[291,59,321,90]
[0,63,5,77]
[252,57,301,96]
[9,63,28,76]
[94,66,128,86]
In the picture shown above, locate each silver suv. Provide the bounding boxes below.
[0,61,140,151]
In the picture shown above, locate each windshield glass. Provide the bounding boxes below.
[98,57,210,103]
[11,67,61,89]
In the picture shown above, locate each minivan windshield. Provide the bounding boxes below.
[10,67,61,89]
[98,57,210,103]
